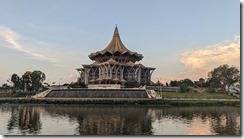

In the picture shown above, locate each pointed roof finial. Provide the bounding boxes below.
[114,25,119,37]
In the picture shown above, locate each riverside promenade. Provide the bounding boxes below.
[0,97,240,107]
[0,97,240,101]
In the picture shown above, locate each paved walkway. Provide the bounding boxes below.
[0,97,240,101]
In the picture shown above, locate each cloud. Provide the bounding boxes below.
[180,35,240,70]
[153,35,240,84]
[176,35,240,81]
[0,25,60,65]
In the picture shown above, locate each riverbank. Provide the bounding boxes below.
[157,91,237,99]
[0,97,240,106]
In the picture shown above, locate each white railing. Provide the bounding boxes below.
[32,89,52,98]
[146,90,162,99]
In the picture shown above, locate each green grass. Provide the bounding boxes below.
[157,91,237,99]
[0,93,28,97]
[0,98,240,106]
[0,93,13,97]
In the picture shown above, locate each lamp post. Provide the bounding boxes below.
[157,78,162,98]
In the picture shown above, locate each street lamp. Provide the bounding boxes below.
[157,78,163,99]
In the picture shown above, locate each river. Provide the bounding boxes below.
[0,104,240,135]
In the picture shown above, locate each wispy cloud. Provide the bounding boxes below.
[0,25,60,65]
[0,25,90,85]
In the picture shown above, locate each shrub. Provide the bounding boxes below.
[124,81,140,88]
[180,83,189,93]
[207,86,216,93]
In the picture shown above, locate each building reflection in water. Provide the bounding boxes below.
[3,105,240,135]
[44,106,153,135]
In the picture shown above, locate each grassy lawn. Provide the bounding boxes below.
[0,92,28,97]
[157,91,237,99]
[0,93,14,97]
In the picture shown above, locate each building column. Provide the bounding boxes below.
[104,64,107,79]
[109,64,112,78]
[76,70,82,82]
[98,67,101,79]
[120,67,124,80]
[149,69,155,84]
[84,69,88,85]
[115,65,118,78]
[138,68,141,83]
[102,65,105,78]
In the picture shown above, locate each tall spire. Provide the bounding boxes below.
[99,25,130,53]
[113,25,119,37]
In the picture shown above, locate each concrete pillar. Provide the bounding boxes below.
[115,65,118,78]
[120,67,124,80]
[99,67,101,79]
[138,68,141,83]
[150,69,155,84]
[108,64,112,78]
[84,69,88,85]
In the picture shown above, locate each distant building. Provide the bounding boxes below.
[77,26,155,85]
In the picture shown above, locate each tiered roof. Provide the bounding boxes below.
[88,26,143,63]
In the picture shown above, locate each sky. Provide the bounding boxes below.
[0,0,240,85]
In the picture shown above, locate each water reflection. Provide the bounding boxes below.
[44,106,153,135]
[149,107,240,135]
[6,105,42,135]
[0,105,240,135]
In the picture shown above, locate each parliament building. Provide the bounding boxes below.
[77,26,155,85]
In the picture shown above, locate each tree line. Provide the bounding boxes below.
[10,70,46,94]
[166,64,240,93]
[1,64,239,94]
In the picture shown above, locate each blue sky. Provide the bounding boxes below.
[0,0,240,85]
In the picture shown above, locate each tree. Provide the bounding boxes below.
[10,70,46,94]
[11,74,22,92]
[175,78,194,93]
[180,83,189,93]
[166,82,169,87]
[170,80,178,86]
[181,78,194,87]
[22,71,32,92]
[199,78,205,87]
[70,81,86,88]
[1,83,11,90]
[208,64,240,93]
[31,70,46,92]
[156,80,162,85]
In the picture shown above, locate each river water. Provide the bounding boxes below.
[0,104,240,135]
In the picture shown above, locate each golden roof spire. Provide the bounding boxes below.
[113,25,119,37]
[101,25,129,53]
